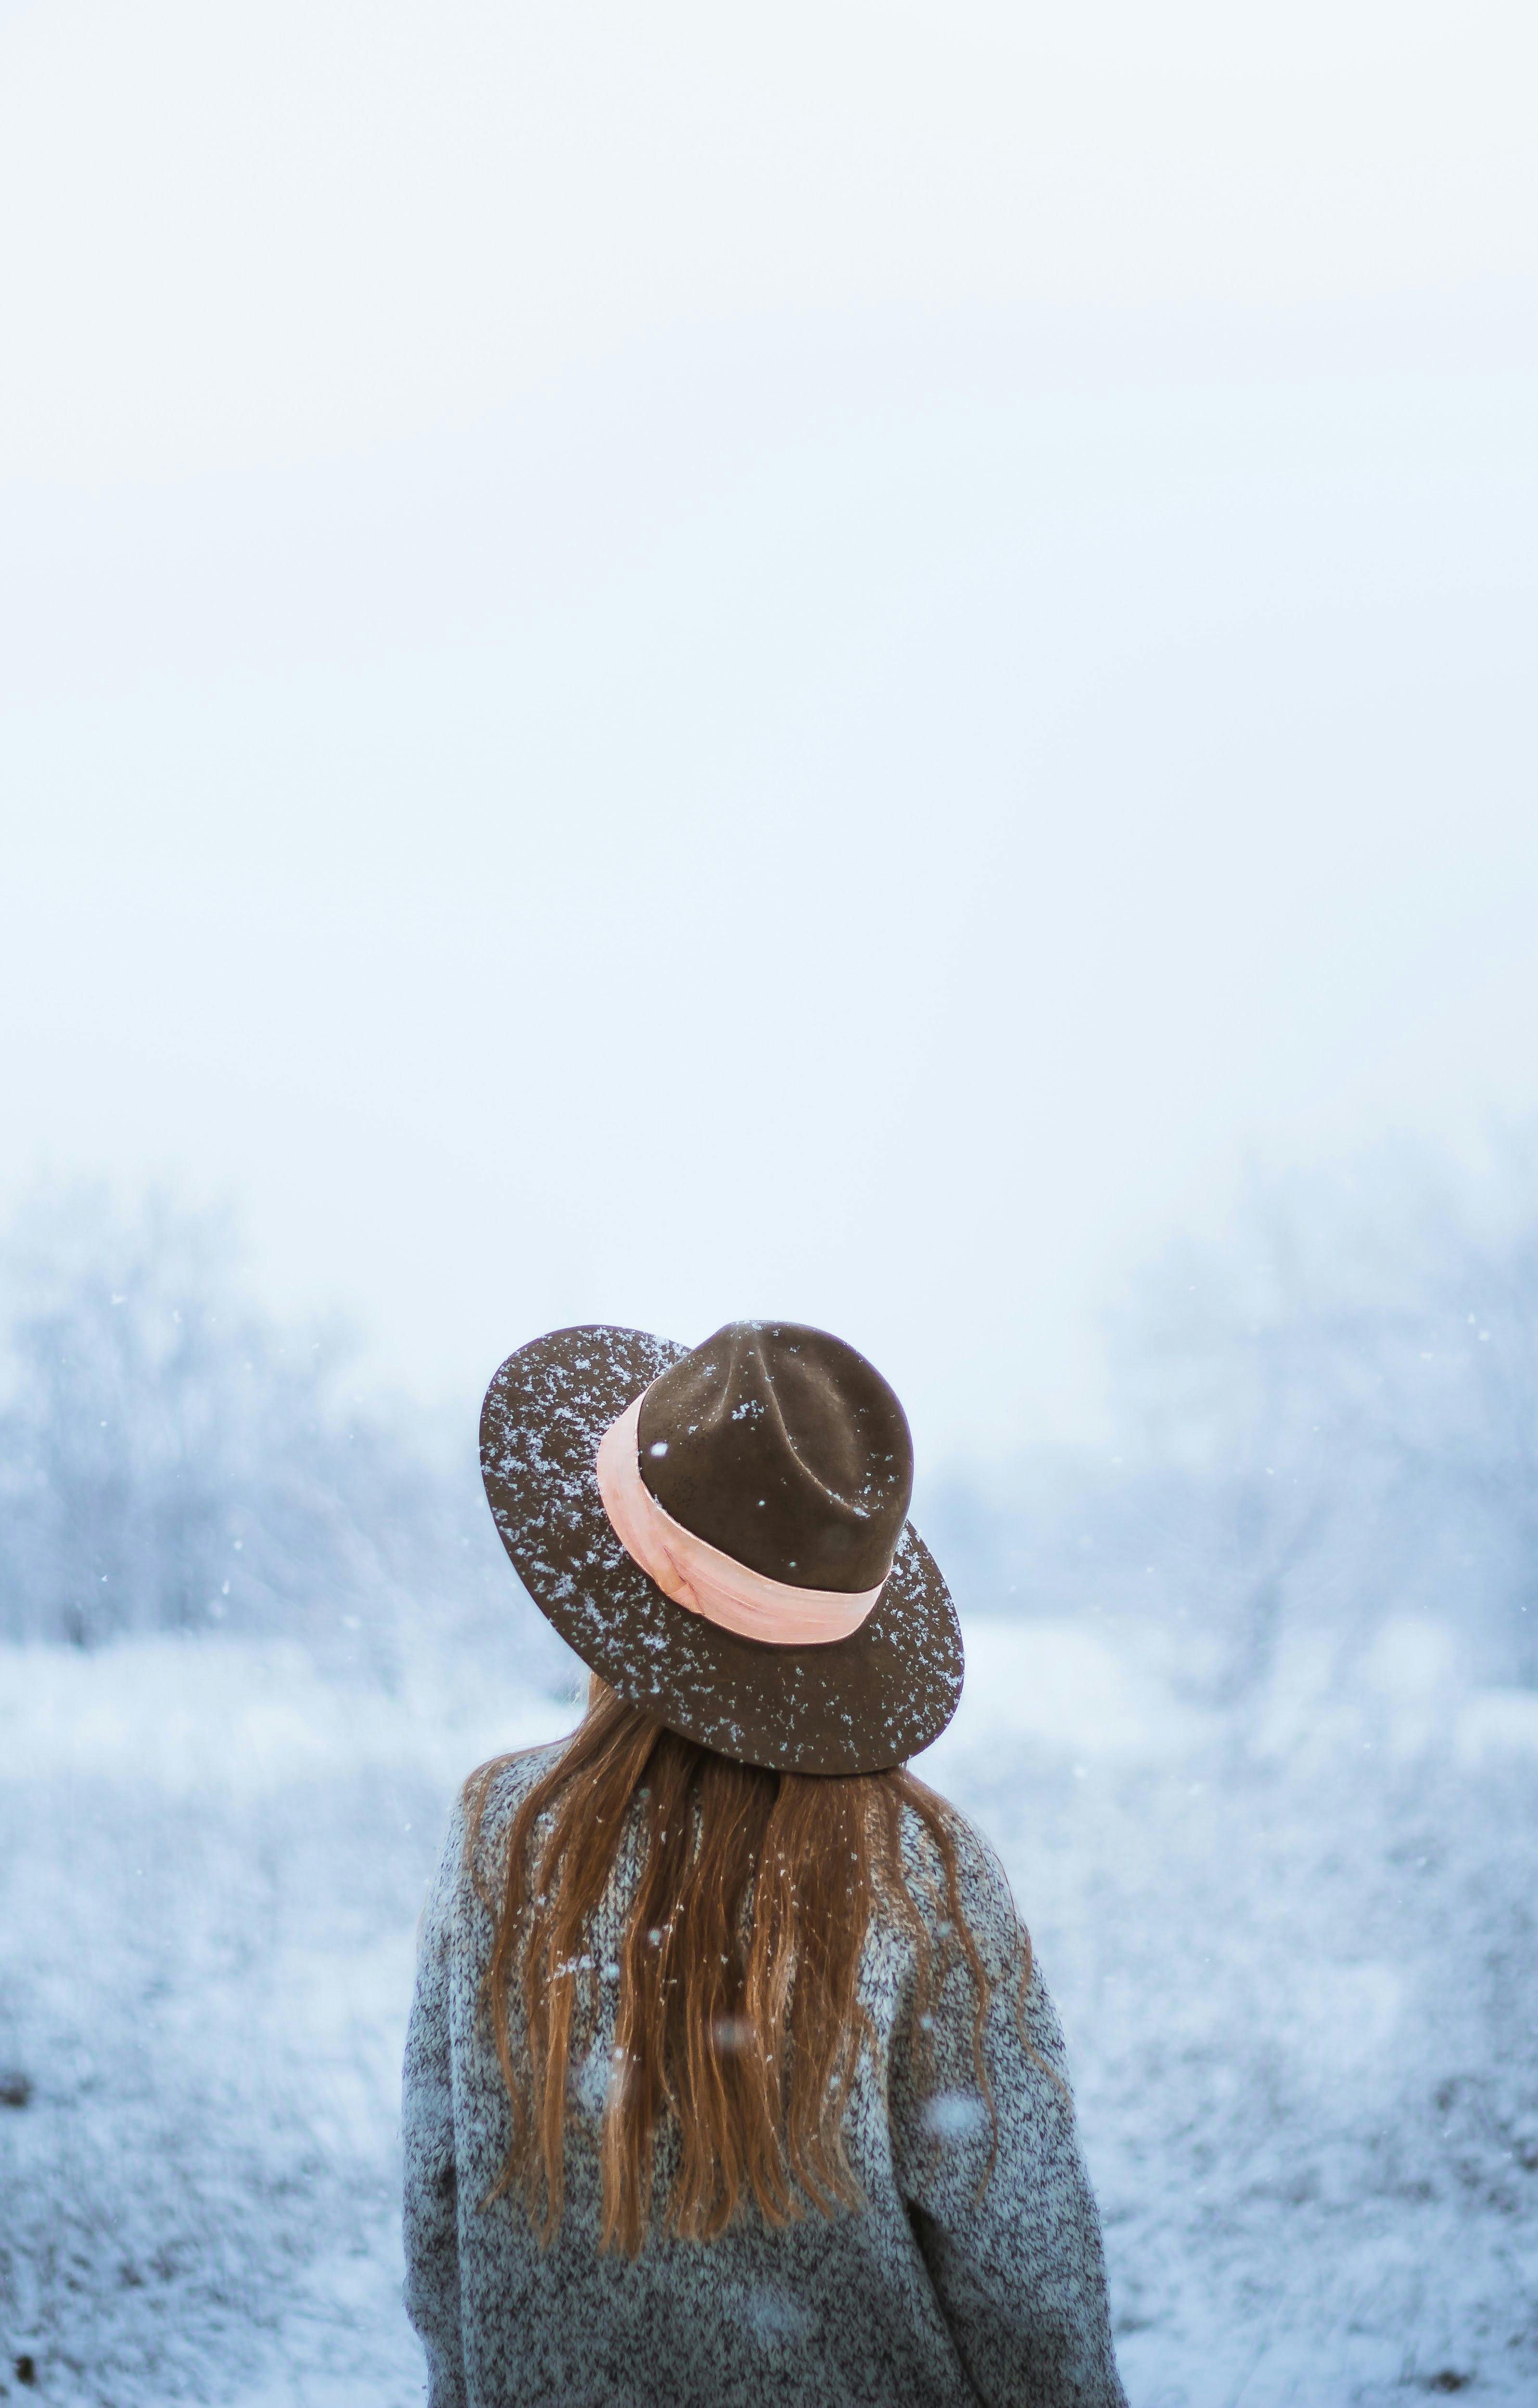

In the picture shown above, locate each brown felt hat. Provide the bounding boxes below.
[480,1321,963,1775]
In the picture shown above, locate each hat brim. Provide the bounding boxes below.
[480,1323,963,1776]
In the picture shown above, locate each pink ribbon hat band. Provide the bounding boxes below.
[595,1390,887,1648]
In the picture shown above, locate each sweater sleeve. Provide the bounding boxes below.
[402,1804,470,2408]
[888,1834,1127,2408]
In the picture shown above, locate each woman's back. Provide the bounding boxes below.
[404,1728,1125,2408]
[405,1317,1126,2405]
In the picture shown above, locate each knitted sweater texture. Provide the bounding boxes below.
[402,1747,1127,2408]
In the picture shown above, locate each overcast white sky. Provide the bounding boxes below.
[2,0,1536,1463]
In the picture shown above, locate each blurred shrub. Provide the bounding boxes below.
[0,1186,554,1681]
[933,1133,1538,1698]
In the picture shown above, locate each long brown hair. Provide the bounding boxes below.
[464,1676,1029,2258]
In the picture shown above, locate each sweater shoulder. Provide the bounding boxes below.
[416,1737,576,1965]
[461,1735,571,1819]
[456,1735,572,1873]
[892,1788,1027,1985]
[889,1789,1072,2093]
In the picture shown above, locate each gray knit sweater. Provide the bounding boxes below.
[402,1748,1127,2408]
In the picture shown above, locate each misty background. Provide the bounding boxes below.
[3,1,1538,2402]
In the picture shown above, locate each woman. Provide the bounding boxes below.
[403,1320,1127,2407]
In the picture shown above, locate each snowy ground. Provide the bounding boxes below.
[2,1620,1536,2406]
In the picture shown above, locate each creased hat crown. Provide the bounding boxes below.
[635,1320,913,1593]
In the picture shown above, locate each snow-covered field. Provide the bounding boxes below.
[2,1618,1536,2407]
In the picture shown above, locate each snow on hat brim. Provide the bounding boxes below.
[479,1322,963,1777]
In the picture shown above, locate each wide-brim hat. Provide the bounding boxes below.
[480,1321,963,1776]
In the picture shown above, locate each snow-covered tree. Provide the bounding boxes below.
[0,1186,537,1677]
[1112,1133,1538,1692]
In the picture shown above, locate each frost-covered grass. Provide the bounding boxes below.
[932,1625,1538,2406]
[2,1622,1536,2406]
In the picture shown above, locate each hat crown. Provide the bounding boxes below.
[636,1321,913,1593]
